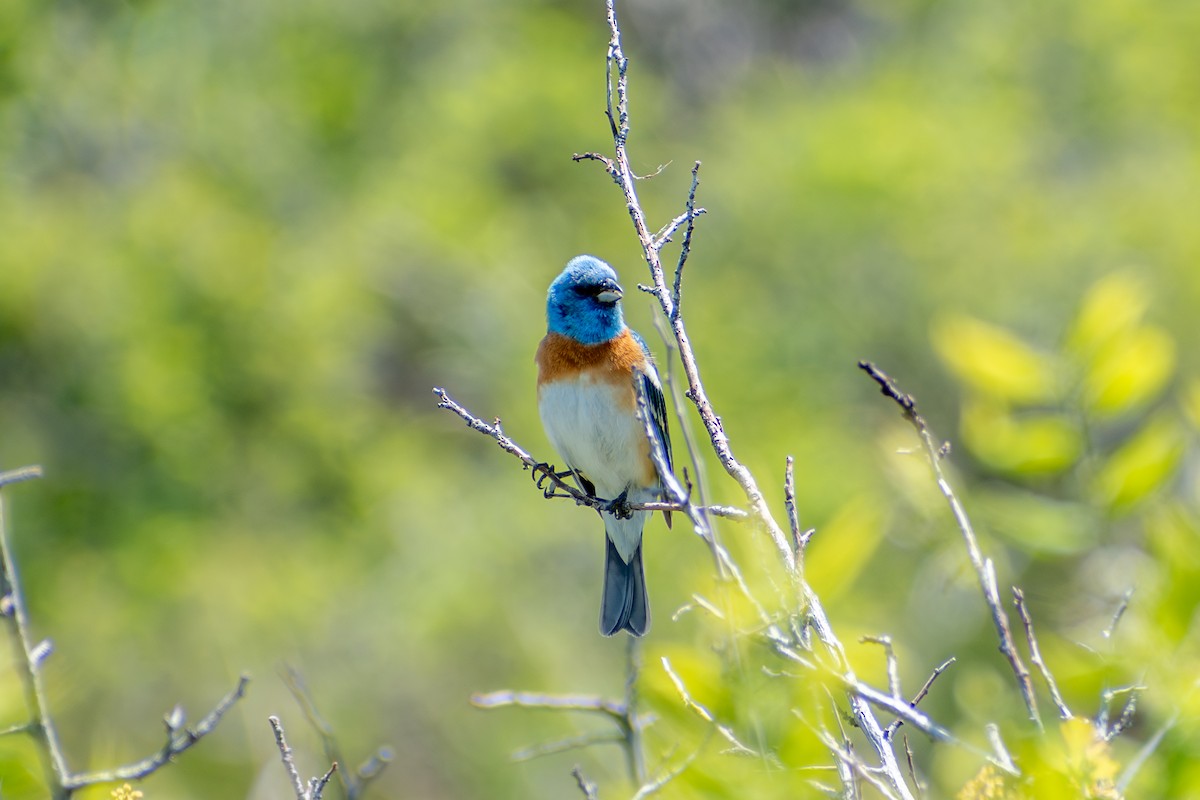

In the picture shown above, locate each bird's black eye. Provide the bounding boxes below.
[573,284,602,297]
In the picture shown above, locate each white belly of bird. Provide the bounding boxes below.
[538,375,645,502]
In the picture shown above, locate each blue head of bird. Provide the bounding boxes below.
[546,255,626,344]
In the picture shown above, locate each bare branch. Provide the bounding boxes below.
[471,690,627,722]
[1012,588,1072,721]
[984,723,1016,774]
[631,745,701,800]
[784,456,804,563]
[1118,710,1178,792]
[434,387,748,522]
[1102,587,1134,641]
[623,637,648,785]
[572,765,600,800]
[903,735,923,799]
[309,763,338,800]
[813,727,902,800]
[582,0,795,574]
[859,361,1042,730]
[513,730,625,762]
[661,656,771,760]
[861,635,903,702]
[671,162,703,316]
[1098,685,1144,742]
[269,715,339,800]
[0,466,43,487]
[2,468,249,797]
[572,151,617,175]
[270,716,309,800]
[473,643,649,784]
[671,593,725,622]
[0,468,69,796]
[67,676,250,789]
[885,658,956,740]
[0,722,35,737]
[283,665,393,798]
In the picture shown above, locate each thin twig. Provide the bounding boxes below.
[434,387,748,522]
[840,678,955,745]
[670,162,703,317]
[885,658,956,740]
[829,707,858,800]
[624,636,648,785]
[859,361,1042,730]
[269,715,339,800]
[861,636,902,702]
[0,468,69,797]
[784,456,803,561]
[2,469,249,796]
[283,665,393,798]
[473,663,646,786]
[1012,588,1072,720]
[512,730,625,762]
[270,716,309,800]
[1098,685,1144,741]
[793,586,921,797]
[1102,588,1134,641]
[903,735,922,799]
[572,765,600,800]
[471,690,627,721]
[0,466,44,487]
[631,745,701,800]
[1118,710,1178,792]
[814,727,900,800]
[661,656,770,760]
[66,676,250,789]
[309,763,338,800]
[984,723,1016,774]
[580,0,796,574]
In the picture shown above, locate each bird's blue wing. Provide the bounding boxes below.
[630,330,673,481]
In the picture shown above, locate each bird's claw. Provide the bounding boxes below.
[605,489,634,519]
[533,462,574,498]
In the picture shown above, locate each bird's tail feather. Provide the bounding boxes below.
[600,536,648,637]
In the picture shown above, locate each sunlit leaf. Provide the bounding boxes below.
[933,315,1059,404]
[961,399,1083,476]
[1083,326,1176,418]
[805,497,886,601]
[1066,272,1151,356]
[1094,415,1185,511]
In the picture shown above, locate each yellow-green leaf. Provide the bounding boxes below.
[1067,272,1151,357]
[806,497,885,601]
[1083,326,1176,418]
[933,315,1058,405]
[1094,415,1185,511]
[961,399,1083,476]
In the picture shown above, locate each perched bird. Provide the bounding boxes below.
[535,255,673,637]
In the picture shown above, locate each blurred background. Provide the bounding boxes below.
[1,0,1199,797]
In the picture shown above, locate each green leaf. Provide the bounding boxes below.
[1082,326,1176,418]
[1066,272,1151,356]
[1094,415,1184,511]
[961,399,1083,477]
[934,315,1059,405]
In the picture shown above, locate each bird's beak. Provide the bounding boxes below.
[596,282,623,304]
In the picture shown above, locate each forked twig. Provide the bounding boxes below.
[1,467,249,798]
[859,361,1041,730]
[1013,588,1072,720]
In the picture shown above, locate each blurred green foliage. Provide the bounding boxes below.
[1,0,1199,797]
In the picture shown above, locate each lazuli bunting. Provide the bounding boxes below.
[535,255,673,637]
